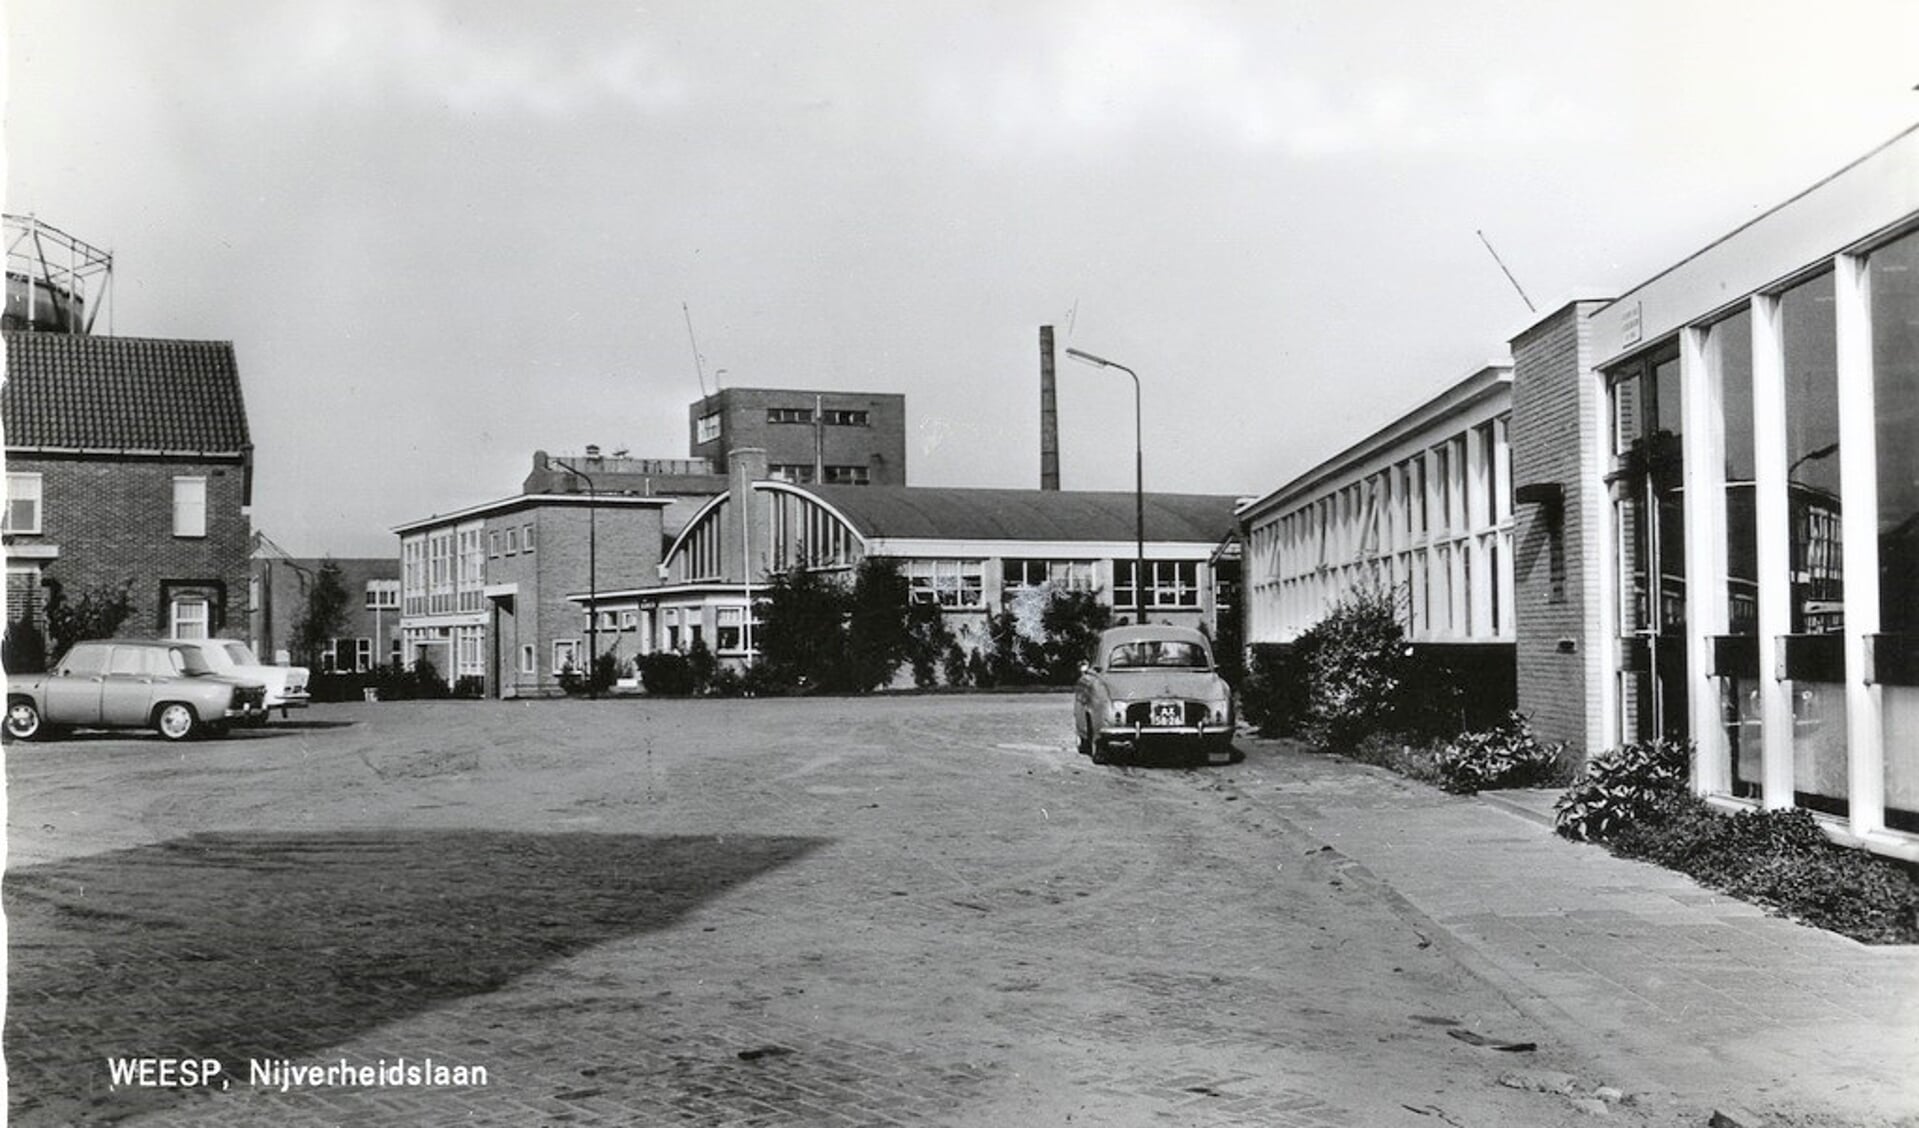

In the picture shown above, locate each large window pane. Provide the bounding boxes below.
[1781,272,1843,635]
[1707,310,1758,633]
[1872,230,1919,828]
[1872,231,1919,634]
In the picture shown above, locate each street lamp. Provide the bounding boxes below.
[1064,346,1146,622]
[551,456,598,698]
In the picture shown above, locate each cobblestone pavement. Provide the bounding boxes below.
[5,696,1894,1126]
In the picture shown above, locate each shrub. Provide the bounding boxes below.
[1345,730,1446,788]
[1607,793,1919,944]
[1240,643,1308,736]
[940,641,972,688]
[1297,585,1408,750]
[1554,738,1691,842]
[3,617,48,674]
[638,651,698,696]
[1432,711,1571,795]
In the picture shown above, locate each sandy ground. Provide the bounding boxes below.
[3,694,1798,1125]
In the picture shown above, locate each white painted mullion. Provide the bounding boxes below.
[1835,251,1885,836]
[1681,324,1731,795]
[1751,293,1796,810]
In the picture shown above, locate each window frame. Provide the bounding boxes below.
[172,476,209,538]
[4,472,44,534]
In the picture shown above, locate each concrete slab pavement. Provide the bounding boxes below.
[1229,736,1919,1126]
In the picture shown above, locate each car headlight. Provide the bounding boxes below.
[1111,703,1128,724]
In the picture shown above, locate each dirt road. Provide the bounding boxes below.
[9,695,1685,1126]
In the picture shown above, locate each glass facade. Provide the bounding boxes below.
[1872,229,1919,827]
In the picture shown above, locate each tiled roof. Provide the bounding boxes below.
[797,485,1241,545]
[3,332,252,453]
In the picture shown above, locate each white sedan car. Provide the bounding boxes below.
[167,639,311,721]
[1073,624,1236,766]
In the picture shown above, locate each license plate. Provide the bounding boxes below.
[1149,700,1184,727]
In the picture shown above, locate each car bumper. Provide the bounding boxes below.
[1096,723,1235,758]
[267,691,311,710]
[223,701,270,721]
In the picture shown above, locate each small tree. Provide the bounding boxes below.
[292,558,351,669]
[756,566,852,690]
[846,559,915,691]
[3,617,48,674]
[1034,588,1113,684]
[41,577,137,657]
[1296,583,1409,751]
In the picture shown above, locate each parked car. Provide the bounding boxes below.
[3,639,270,743]
[167,638,310,721]
[1073,624,1236,766]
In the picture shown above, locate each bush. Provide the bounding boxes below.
[1606,793,1919,944]
[1297,585,1408,750]
[638,651,699,696]
[1344,730,1446,788]
[3,617,48,674]
[1240,643,1308,736]
[1554,738,1690,841]
[1432,711,1571,795]
[940,641,972,688]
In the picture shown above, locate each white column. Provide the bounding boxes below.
[1589,363,1621,753]
[1751,293,1796,810]
[1681,324,1732,795]
[1835,252,1885,836]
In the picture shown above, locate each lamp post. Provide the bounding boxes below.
[1064,347,1145,622]
[551,457,598,698]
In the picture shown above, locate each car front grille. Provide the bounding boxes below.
[1123,701,1209,727]
[234,686,266,708]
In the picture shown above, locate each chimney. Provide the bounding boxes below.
[585,444,601,459]
[1039,325,1060,491]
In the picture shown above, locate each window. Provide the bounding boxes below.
[663,607,682,651]
[717,606,745,652]
[1113,560,1201,610]
[822,465,870,485]
[768,407,812,424]
[821,408,869,426]
[506,528,519,555]
[1003,559,1097,592]
[171,597,210,639]
[520,645,535,674]
[904,559,985,607]
[366,580,400,610]
[696,412,722,443]
[173,477,208,538]
[489,531,500,557]
[523,523,535,554]
[597,610,618,631]
[4,473,42,534]
[1782,271,1842,635]
[553,639,582,673]
[769,463,816,484]
[620,610,637,630]
[330,637,373,673]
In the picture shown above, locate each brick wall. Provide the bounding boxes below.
[688,389,908,484]
[251,556,400,666]
[1510,301,1608,757]
[8,454,251,640]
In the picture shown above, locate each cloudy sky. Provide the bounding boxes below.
[7,1,1916,556]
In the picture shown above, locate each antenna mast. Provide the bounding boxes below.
[682,301,710,400]
[1476,229,1537,313]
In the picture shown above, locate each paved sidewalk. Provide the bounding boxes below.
[1231,738,1919,1125]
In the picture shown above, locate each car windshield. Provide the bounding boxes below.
[169,647,216,676]
[1107,640,1209,670]
[220,642,258,665]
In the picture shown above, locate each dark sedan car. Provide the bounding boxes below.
[1073,624,1236,765]
[4,639,269,742]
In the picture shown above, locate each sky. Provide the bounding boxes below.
[5,1,1917,557]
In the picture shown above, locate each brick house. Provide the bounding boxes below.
[3,332,253,654]
[249,534,401,671]
[688,387,907,486]
[394,488,669,697]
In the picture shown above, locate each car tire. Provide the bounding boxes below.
[1076,715,1092,757]
[5,699,44,742]
[154,703,200,742]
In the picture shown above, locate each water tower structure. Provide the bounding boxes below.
[4,214,112,335]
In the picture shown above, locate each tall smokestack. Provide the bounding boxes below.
[1039,325,1060,491]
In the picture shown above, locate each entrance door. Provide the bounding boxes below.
[1610,351,1690,743]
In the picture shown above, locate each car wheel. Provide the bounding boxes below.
[4,700,44,742]
[154,703,200,742]
[1075,714,1092,756]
